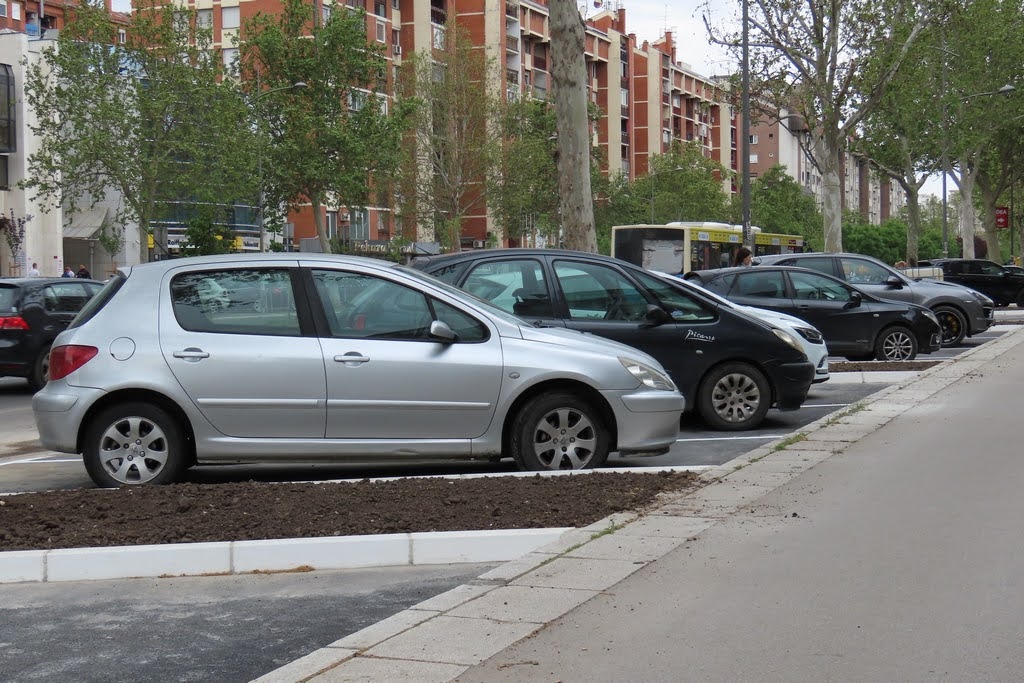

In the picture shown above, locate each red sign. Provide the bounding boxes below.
[996,206,1009,229]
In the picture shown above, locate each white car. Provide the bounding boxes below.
[657,272,830,383]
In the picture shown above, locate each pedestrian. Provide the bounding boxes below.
[733,247,753,267]
[27,262,40,277]
[76,264,91,279]
[62,266,75,278]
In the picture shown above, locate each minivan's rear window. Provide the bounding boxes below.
[68,274,126,329]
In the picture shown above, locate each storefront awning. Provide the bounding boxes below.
[63,207,109,240]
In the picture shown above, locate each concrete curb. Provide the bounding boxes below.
[256,324,1024,683]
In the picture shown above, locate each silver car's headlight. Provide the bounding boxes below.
[773,328,805,357]
[619,357,676,391]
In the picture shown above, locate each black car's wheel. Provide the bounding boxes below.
[698,362,771,431]
[27,344,51,392]
[83,403,187,487]
[509,392,609,471]
[933,305,966,346]
[875,326,918,361]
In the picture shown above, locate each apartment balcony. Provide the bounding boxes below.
[506,68,519,85]
[533,56,547,71]
[506,36,520,53]
[505,1,518,18]
[532,85,547,100]
[431,7,446,24]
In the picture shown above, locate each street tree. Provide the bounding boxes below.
[938,0,1023,258]
[395,18,501,250]
[239,0,415,254]
[645,142,731,225]
[22,0,253,264]
[743,164,822,249]
[488,98,560,248]
[708,0,933,253]
[549,0,597,252]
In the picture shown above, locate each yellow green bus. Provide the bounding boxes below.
[611,222,805,274]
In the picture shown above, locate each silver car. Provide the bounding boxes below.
[33,254,685,487]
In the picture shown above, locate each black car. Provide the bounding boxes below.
[684,265,942,361]
[412,249,815,431]
[917,259,1024,307]
[753,251,994,346]
[0,277,103,390]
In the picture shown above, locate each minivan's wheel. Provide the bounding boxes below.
[83,403,187,487]
[934,305,966,346]
[698,363,770,431]
[509,392,609,471]
[27,344,51,392]
[875,326,918,361]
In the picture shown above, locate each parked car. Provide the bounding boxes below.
[917,258,1024,307]
[684,265,941,361]
[753,252,994,346]
[0,277,103,391]
[1005,265,1024,276]
[649,271,830,383]
[411,249,816,431]
[33,254,686,487]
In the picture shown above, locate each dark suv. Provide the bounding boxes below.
[753,252,995,346]
[0,278,102,390]
[917,259,1024,307]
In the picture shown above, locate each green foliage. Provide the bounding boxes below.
[395,17,501,249]
[22,0,255,264]
[647,143,731,224]
[743,165,823,248]
[181,206,237,256]
[240,0,416,253]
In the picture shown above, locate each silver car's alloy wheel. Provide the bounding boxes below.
[96,416,171,485]
[879,330,915,360]
[509,391,610,471]
[532,407,598,470]
[710,372,762,424]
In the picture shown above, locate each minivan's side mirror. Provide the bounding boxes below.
[644,305,673,327]
[884,275,903,289]
[429,320,458,343]
[844,291,862,309]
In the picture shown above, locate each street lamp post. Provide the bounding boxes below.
[254,81,308,251]
[741,0,752,249]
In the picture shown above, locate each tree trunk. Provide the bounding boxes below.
[979,191,1002,265]
[549,0,596,253]
[904,185,921,263]
[816,137,843,253]
[312,195,333,254]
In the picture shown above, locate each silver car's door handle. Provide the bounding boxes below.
[334,353,370,365]
[173,348,210,361]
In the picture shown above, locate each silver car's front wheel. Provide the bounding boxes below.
[83,404,187,487]
[509,392,610,471]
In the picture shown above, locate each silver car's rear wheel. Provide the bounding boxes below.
[83,404,187,487]
[510,392,609,471]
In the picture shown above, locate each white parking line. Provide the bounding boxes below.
[676,434,792,442]
[0,456,78,466]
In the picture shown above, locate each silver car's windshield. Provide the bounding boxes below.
[395,264,530,326]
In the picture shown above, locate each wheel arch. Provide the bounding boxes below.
[696,358,776,407]
[501,379,618,456]
[77,389,197,467]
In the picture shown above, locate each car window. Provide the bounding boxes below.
[790,271,852,302]
[839,257,890,284]
[633,270,715,321]
[430,298,488,342]
[977,261,1004,276]
[171,269,300,336]
[462,259,553,318]
[313,270,433,340]
[732,271,786,298]
[553,261,648,321]
[0,285,17,313]
[784,256,833,275]
[41,282,92,313]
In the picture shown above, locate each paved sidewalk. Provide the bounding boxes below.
[255,323,1024,682]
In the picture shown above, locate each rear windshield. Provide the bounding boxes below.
[68,273,126,329]
[0,285,18,313]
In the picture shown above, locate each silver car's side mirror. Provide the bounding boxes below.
[429,320,458,343]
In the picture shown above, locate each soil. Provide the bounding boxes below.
[0,471,698,552]
[829,359,943,372]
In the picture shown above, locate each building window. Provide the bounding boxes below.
[348,90,366,112]
[326,211,338,240]
[197,9,212,28]
[0,64,14,154]
[221,6,240,30]
[118,29,127,43]
[222,48,238,71]
[322,5,332,23]
[749,134,758,144]
[0,3,7,19]
[392,0,399,8]
[0,156,9,190]
[749,153,758,164]
[374,0,386,16]
[11,2,19,21]
[376,20,386,43]
[350,208,370,241]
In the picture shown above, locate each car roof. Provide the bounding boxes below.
[687,264,847,281]
[0,277,104,285]
[411,248,628,269]
[118,252,400,276]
